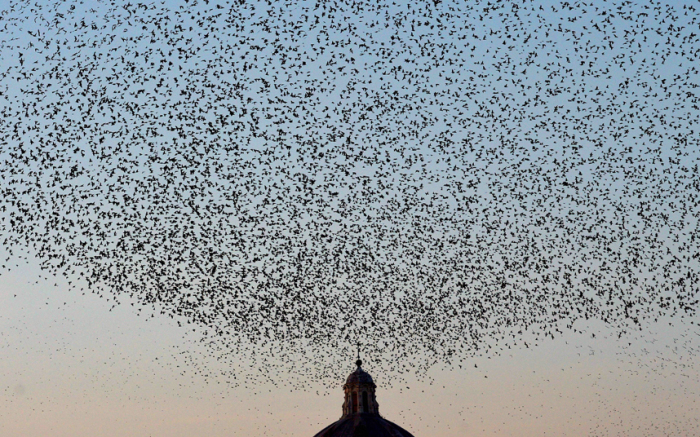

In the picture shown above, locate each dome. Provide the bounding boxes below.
[346,366,374,385]
[312,357,416,437]
[313,413,416,437]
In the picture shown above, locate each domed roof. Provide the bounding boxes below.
[313,413,416,437]
[346,360,374,385]
[312,355,417,437]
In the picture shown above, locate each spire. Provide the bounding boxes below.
[341,347,379,417]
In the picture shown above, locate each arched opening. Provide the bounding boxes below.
[352,392,358,413]
[362,391,369,413]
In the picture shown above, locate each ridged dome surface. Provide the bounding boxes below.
[312,413,416,437]
[346,367,374,385]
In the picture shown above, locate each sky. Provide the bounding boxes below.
[1,0,700,436]
[2,249,699,436]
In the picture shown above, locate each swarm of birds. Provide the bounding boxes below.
[0,0,698,384]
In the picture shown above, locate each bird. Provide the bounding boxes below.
[0,0,698,392]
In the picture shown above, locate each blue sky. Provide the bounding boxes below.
[1,0,700,435]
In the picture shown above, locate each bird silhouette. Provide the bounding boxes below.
[0,0,698,389]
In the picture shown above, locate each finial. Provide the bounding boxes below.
[355,342,362,368]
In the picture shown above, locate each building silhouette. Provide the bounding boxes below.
[312,357,416,437]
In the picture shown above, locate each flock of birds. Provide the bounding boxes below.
[1,0,699,385]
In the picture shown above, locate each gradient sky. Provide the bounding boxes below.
[3,239,699,436]
[2,0,700,436]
